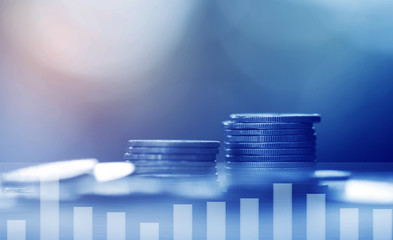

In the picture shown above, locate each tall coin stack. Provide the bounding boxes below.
[124,140,220,180]
[223,113,321,185]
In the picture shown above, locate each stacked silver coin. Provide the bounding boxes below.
[223,113,321,184]
[124,140,220,179]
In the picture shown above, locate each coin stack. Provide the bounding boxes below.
[223,113,321,184]
[124,140,220,180]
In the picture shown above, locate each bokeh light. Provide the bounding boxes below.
[0,0,196,80]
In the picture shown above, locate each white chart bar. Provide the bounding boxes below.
[273,183,292,240]
[240,198,259,240]
[207,202,226,240]
[140,223,159,240]
[307,194,326,240]
[373,209,392,240]
[173,204,192,240]
[7,220,26,240]
[74,207,93,240]
[340,208,359,240]
[40,176,59,240]
[107,212,126,240]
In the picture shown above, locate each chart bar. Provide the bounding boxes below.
[273,183,292,240]
[7,220,26,240]
[207,202,226,240]
[173,204,192,240]
[107,212,126,240]
[373,209,392,240]
[40,176,59,240]
[240,198,259,240]
[306,194,326,240]
[74,207,93,240]
[340,208,359,240]
[140,223,159,240]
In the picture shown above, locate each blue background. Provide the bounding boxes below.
[0,0,392,163]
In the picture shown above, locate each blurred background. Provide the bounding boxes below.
[0,0,392,163]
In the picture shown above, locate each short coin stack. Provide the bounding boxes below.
[124,140,220,180]
[223,113,321,184]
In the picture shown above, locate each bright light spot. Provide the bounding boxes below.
[93,162,135,182]
[314,170,351,179]
[345,180,393,204]
[2,159,98,182]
